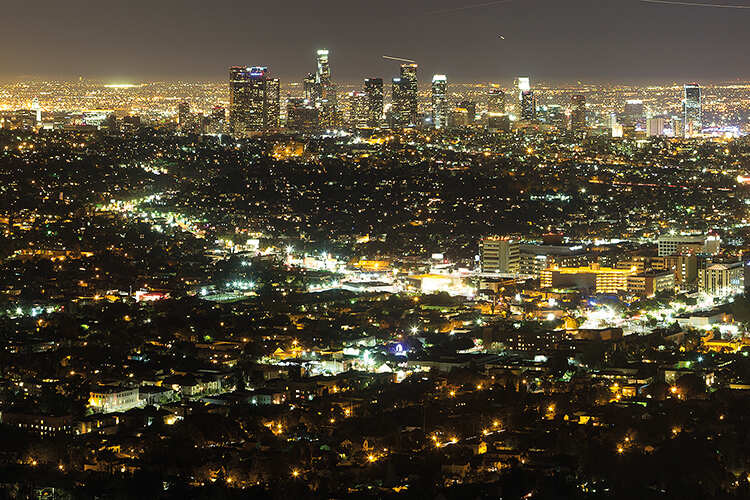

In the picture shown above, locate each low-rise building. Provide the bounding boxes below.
[540,263,637,294]
[626,271,675,297]
[657,233,720,257]
[699,262,743,295]
[519,243,590,277]
[88,387,141,413]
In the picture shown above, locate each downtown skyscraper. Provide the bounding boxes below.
[520,90,536,121]
[364,78,384,127]
[515,76,530,116]
[487,86,506,114]
[228,66,279,136]
[684,83,701,138]
[570,94,586,131]
[431,74,447,129]
[391,64,418,128]
[315,49,337,128]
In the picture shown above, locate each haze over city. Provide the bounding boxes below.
[2,0,750,82]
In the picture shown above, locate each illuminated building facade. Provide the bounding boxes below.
[316,49,330,88]
[540,264,637,294]
[515,76,530,116]
[391,77,405,127]
[520,90,536,121]
[431,74,447,129]
[623,99,644,128]
[647,117,666,137]
[626,271,675,297]
[177,101,190,131]
[229,66,278,136]
[266,78,280,129]
[400,64,419,126]
[303,72,316,101]
[684,83,701,138]
[657,233,720,257]
[315,49,337,128]
[570,94,586,131]
[88,387,141,414]
[480,237,520,274]
[286,98,318,132]
[700,262,743,295]
[347,91,368,128]
[487,86,505,114]
[364,78,383,127]
[458,100,476,124]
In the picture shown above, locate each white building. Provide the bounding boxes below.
[657,233,720,257]
[700,262,743,296]
[480,237,520,274]
[647,117,666,137]
[88,387,141,413]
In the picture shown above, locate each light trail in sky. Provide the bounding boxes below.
[428,0,514,15]
[640,0,750,9]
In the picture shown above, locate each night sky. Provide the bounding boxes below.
[2,0,749,83]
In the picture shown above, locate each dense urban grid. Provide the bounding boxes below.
[3,48,750,499]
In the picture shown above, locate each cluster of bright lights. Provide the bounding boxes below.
[226,280,255,290]
[8,305,59,318]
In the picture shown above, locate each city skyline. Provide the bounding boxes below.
[4,2,750,498]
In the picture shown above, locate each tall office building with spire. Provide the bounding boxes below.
[684,83,701,138]
[315,49,337,127]
[431,74,447,129]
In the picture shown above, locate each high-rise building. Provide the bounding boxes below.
[347,91,369,128]
[487,87,505,114]
[448,106,471,128]
[520,90,536,121]
[623,99,645,127]
[684,83,701,138]
[303,73,316,101]
[286,98,319,132]
[205,106,226,135]
[229,66,277,136]
[31,97,42,123]
[364,78,383,127]
[458,100,476,124]
[431,74,447,129]
[316,50,331,88]
[657,233,720,257]
[177,101,191,131]
[487,113,510,132]
[391,77,404,127]
[570,94,586,131]
[515,76,530,95]
[537,104,565,128]
[515,76,530,116]
[480,237,520,274]
[647,117,666,137]
[400,64,419,126]
[265,78,280,129]
[314,49,337,128]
